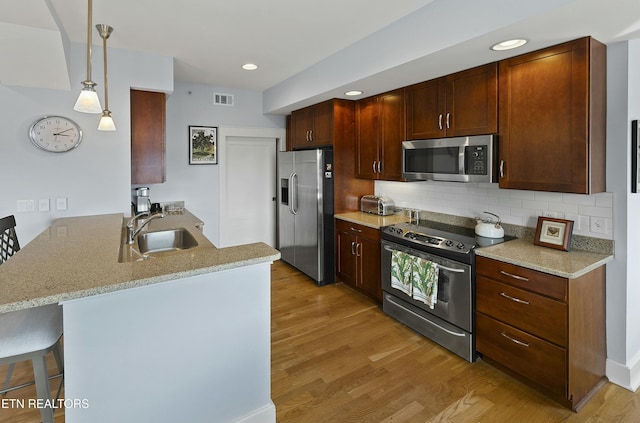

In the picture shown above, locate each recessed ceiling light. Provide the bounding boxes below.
[242,63,258,71]
[490,39,528,51]
[344,90,363,96]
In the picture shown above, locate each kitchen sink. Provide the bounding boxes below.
[137,227,198,254]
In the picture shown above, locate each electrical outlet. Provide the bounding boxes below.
[542,211,563,218]
[38,198,50,212]
[590,216,607,234]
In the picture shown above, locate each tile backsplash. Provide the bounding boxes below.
[375,181,613,240]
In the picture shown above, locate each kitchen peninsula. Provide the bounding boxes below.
[0,211,280,423]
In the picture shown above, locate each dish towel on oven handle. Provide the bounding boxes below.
[412,257,439,309]
[390,250,413,297]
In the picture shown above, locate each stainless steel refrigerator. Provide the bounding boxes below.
[277,149,334,286]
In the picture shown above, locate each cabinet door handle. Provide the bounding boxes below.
[355,242,361,257]
[500,270,529,282]
[309,130,313,142]
[372,161,377,174]
[351,241,356,255]
[446,112,450,129]
[499,160,505,178]
[350,227,362,233]
[377,161,382,174]
[438,114,443,130]
[501,331,530,348]
[500,292,530,305]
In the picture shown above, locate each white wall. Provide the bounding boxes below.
[604,39,640,391]
[142,82,285,244]
[376,181,613,239]
[0,43,173,243]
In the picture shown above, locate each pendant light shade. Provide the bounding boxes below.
[98,110,116,131]
[96,24,115,131]
[74,83,102,113]
[74,0,102,113]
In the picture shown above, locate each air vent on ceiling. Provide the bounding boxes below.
[213,93,234,106]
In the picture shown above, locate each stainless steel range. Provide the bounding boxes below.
[381,220,511,362]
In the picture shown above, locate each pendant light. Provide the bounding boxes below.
[96,24,115,131]
[73,0,102,113]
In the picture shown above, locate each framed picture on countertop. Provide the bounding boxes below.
[189,125,217,165]
[534,216,573,251]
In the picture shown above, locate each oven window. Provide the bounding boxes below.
[404,146,460,174]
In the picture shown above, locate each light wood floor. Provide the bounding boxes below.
[3,259,639,422]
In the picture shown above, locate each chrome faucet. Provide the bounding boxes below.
[126,212,165,244]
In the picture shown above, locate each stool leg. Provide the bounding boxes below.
[32,355,55,423]
[53,340,64,373]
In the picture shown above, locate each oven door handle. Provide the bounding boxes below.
[383,245,466,273]
[385,295,466,337]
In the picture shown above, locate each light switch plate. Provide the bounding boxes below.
[56,197,68,211]
[38,199,50,212]
[17,200,35,212]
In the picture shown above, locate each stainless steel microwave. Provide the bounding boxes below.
[402,135,497,182]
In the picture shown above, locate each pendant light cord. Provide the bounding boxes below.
[85,0,93,84]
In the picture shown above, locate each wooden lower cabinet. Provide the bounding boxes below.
[475,256,607,411]
[335,219,381,303]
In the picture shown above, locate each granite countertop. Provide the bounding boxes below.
[335,211,409,229]
[0,211,280,313]
[475,237,613,278]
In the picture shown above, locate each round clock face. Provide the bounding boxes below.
[29,116,83,153]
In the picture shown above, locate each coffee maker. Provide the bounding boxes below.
[135,187,151,214]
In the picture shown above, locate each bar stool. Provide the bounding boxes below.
[0,215,64,423]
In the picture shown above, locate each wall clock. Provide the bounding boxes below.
[28,115,83,153]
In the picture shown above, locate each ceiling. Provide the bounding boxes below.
[2,0,640,114]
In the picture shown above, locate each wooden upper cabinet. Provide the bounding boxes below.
[406,62,497,140]
[355,95,379,179]
[405,78,445,139]
[355,89,405,180]
[290,99,335,149]
[131,89,166,184]
[498,37,606,194]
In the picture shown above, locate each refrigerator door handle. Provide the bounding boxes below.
[291,172,298,215]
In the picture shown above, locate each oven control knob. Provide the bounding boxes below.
[445,240,454,247]
[456,243,465,249]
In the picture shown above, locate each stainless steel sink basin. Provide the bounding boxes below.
[137,228,198,254]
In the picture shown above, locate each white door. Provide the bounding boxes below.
[221,137,277,247]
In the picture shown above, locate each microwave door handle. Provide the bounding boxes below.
[459,146,466,175]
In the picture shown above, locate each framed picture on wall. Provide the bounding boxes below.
[189,125,217,165]
[534,216,574,251]
[632,120,639,193]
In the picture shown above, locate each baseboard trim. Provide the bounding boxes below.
[233,401,276,423]
[606,357,640,392]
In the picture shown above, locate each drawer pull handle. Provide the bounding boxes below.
[500,292,530,305]
[500,270,529,282]
[500,331,530,348]
[350,227,362,233]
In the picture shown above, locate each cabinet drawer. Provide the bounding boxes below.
[476,256,567,301]
[476,312,567,397]
[335,219,380,241]
[476,276,567,347]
